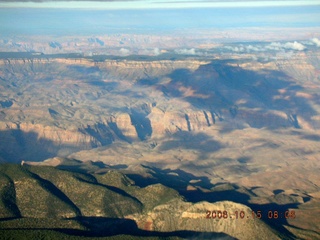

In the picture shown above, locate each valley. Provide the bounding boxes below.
[0,45,320,239]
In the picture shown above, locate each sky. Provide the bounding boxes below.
[0,0,319,37]
[0,0,320,9]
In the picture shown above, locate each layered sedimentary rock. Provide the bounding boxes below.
[111,113,138,141]
[1,52,320,162]
[148,108,215,136]
[0,121,99,162]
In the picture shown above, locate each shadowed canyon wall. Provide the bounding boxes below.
[1,53,319,162]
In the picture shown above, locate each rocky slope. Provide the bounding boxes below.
[1,50,320,238]
[0,164,283,239]
[1,51,320,162]
[128,200,281,240]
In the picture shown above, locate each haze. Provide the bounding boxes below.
[0,1,320,239]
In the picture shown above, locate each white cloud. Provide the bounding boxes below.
[175,48,196,55]
[246,45,262,52]
[283,41,306,51]
[224,46,245,52]
[153,48,160,56]
[119,48,130,55]
[266,41,305,51]
[266,42,282,51]
[224,44,264,53]
[311,38,320,47]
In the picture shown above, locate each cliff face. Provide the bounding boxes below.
[148,108,215,136]
[1,53,319,162]
[0,122,99,162]
[111,113,139,142]
[0,57,214,162]
[0,58,208,81]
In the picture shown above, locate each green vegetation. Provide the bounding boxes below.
[0,229,174,240]
[0,164,183,239]
[0,173,20,218]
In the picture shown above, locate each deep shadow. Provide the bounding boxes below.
[79,123,114,147]
[273,189,285,195]
[107,121,132,143]
[0,163,305,239]
[0,128,95,163]
[0,129,59,163]
[125,166,300,239]
[90,161,107,169]
[301,134,320,141]
[71,172,143,205]
[107,164,128,170]
[248,202,299,239]
[129,109,152,141]
[55,159,128,174]
[136,59,317,131]
[24,167,82,217]
[0,100,13,108]
[127,165,251,204]
[237,156,251,163]
[55,159,107,174]
[0,216,237,239]
[181,189,251,205]
[0,173,22,218]
[88,80,119,90]
[48,108,59,118]
[88,37,104,46]
[67,216,237,239]
[158,131,223,159]
[127,164,214,190]
[68,65,99,74]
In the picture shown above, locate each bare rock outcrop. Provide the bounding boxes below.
[148,107,215,137]
[112,113,139,141]
[127,200,281,240]
[0,122,97,147]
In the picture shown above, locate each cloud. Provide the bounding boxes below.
[283,41,306,51]
[266,42,283,51]
[140,48,162,56]
[224,46,244,52]
[246,45,263,52]
[153,48,160,56]
[119,48,130,55]
[175,48,196,55]
[224,45,264,53]
[266,41,305,51]
[311,38,320,47]
[224,41,307,54]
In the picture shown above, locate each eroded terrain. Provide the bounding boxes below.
[0,46,320,239]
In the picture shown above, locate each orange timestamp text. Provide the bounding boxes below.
[205,210,296,219]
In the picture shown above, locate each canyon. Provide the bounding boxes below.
[0,46,320,239]
[1,51,320,162]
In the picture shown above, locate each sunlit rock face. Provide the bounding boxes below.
[1,50,320,162]
[128,200,281,240]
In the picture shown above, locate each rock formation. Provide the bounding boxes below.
[0,52,320,164]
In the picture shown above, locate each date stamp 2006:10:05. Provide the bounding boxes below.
[206,210,296,219]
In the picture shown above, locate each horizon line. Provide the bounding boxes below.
[1,0,320,9]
